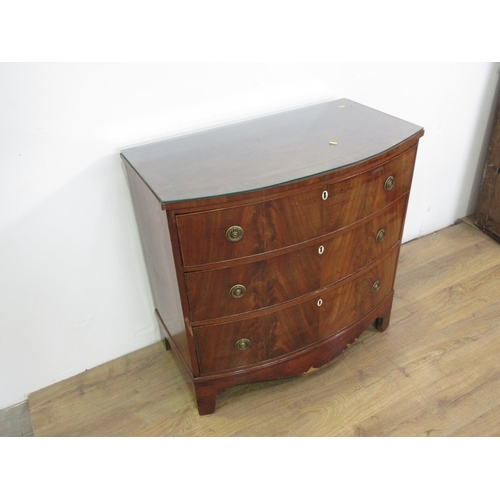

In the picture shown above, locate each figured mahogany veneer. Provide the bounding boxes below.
[194,247,400,374]
[176,146,417,267]
[186,197,407,322]
[121,99,424,415]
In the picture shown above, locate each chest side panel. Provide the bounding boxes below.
[124,162,194,372]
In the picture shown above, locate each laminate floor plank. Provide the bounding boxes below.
[450,404,500,437]
[345,321,500,437]
[28,221,500,436]
[28,343,193,437]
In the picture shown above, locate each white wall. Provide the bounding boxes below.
[1,62,499,410]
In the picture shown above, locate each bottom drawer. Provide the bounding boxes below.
[194,247,399,374]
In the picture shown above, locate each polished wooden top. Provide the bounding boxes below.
[121,98,424,204]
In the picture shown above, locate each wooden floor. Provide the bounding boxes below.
[28,219,500,436]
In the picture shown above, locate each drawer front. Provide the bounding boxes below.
[322,145,416,236]
[176,146,417,267]
[265,147,416,251]
[185,196,407,321]
[176,203,265,267]
[194,247,399,373]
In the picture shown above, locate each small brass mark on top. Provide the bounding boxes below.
[329,141,338,145]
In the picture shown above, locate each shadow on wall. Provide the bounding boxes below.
[0,152,160,409]
[461,64,500,217]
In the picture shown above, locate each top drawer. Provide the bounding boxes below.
[176,146,417,267]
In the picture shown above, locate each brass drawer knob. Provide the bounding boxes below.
[235,338,251,350]
[376,229,386,243]
[226,225,244,242]
[230,284,246,299]
[372,280,381,293]
[384,176,395,192]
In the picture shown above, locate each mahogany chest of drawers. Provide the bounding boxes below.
[121,99,424,414]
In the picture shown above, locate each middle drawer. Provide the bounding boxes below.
[185,196,407,322]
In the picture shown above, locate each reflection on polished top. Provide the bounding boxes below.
[120,98,423,204]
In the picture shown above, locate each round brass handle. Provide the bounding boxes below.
[235,338,251,350]
[372,280,381,293]
[226,225,244,242]
[230,284,246,299]
[376,229,386,243]
[384,176,395,192]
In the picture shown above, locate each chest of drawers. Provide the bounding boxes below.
[121,99,424,415]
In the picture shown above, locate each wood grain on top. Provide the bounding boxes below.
[120,99,424,203]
